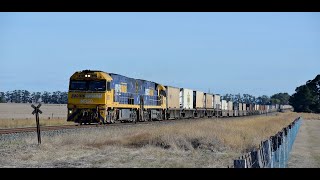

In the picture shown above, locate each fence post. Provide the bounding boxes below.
[283,128,288,167]
[250,150,260,168]
[262,139,271,168]
[234,159,247,168]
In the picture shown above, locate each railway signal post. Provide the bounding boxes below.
[31,103,42,145]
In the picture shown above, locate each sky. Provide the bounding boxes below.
[0,12,319,96]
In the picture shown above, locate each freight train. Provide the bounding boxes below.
[67,70,292,124]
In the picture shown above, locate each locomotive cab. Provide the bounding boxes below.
[67,70,112,124]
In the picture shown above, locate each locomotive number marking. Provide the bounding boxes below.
[80,99,94,104]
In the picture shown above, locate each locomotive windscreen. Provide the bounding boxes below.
[69,80,106,91]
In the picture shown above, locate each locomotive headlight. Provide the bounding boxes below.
[69,110,73,114]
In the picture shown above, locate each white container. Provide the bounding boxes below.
[227,101,233,111]
[282,105,292,109]
[221,100,228,110]
[213,94,221,110]
[238,103,243,111]
[180,88,193,109]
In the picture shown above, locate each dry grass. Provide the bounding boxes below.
[291,112,320,120]
[0,103,67,120]
[43,112,300,153]
[0,103,69,128]
[1,111,314,167]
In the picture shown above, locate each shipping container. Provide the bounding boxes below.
[233,102,239,110]
[221,100,228,110]
[239,103,243,111]
[205,93,213,109]
[193,91,205,109]
[242,103,246,111]
[213,94,221,110]
[233,102,239,116]
[180,88,193,109]
[251,104,254,111]
[282,105,292,109]
[227,101,233,111]
[165,86,180,109]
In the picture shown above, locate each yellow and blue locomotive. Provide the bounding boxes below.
[67,70,167,124]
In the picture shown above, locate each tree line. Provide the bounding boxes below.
[221,93,290,105]
[0,90,68,104]
[1,89,291,106]
[289,74,320,113]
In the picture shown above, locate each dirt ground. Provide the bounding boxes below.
[0,103,67,120]
[288,119,320,168]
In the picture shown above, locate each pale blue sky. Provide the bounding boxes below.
[1,12,319,96]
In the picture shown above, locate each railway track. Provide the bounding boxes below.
[0,112,280,135]
[0,125,96,135]
[0,120,161,135]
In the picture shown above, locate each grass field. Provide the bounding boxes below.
[1,109,317,167]
[0,103,72,128]
[0,103,67,120]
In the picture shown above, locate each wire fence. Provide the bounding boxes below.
[229,117,302,168]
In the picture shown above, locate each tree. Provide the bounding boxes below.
[0,92,5,103]
[11,90,22,103]
[271,98,280,105]
[289,85,316,112]
[0,90,69,104]
[242,94,256,104]
[60,92,68,104]
[234,93,243,103]
[270,93,290,105]
[31,92,42,103]
[222,94,234,102]
[21,90,31,103]
[41,91,51,104]
[5,91,11,102]
[289,74,320,113]
[256,95,270,105]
